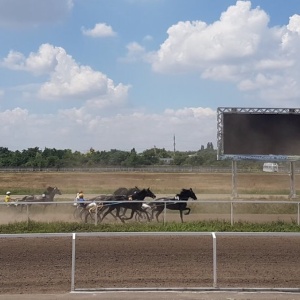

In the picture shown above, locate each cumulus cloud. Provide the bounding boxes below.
[0,106,216,152]
[2,44,62,75]
[0,0,73,28]
[81,23,117,38]
[1,43,130,109]
[119,42,148,63]
[287,14,300,34]
[150,0,300,104]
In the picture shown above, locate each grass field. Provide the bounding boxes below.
[0,171,298,197]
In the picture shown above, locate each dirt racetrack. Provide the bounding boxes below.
[1,234,300,295]
[1,171,300,299]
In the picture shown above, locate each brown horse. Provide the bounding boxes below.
[17,186,62,212]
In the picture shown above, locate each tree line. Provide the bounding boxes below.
[0,143,262,169]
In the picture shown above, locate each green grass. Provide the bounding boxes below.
[1,219,300,234]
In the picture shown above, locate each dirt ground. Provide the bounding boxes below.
[0,171,298,195]
[1,172,300,299]
[1,235,300,297]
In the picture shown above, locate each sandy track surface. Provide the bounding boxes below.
[1,235,300,299]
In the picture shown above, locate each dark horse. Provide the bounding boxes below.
[86,186,141,220]
[100,188,156,223]
[113,186,140,197]
[151,188,197,223]
[17,186,62,211]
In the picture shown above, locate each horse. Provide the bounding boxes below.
[81,187,141,221]
[100,188,156,223]
[150,188,197,223]
[112,186,140,217]
[17,186,62,212]
[113,186,140,197]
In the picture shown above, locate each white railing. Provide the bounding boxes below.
[1,232,300,292]
[1,200,300,225]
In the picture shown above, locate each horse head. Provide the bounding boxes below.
[45,187,62,201]
[131,187,156,200]
[46,186,62,196]
[145,187,156,199]
[177,188,197,200]
[53,186,62,195]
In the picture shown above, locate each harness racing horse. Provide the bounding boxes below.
[85,187,141,221]
[113,186,140,197]
[18,186,62,212]
[151,188,197,223]
[100,188,156,223]
[113,186,140,217]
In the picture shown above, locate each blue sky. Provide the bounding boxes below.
[0,0,300,152]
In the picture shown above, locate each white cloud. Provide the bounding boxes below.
[143,35,153,42]
[150,0,300,104]
[0,0,73,28]
[152,1,269,72]
[120,42,148,63]
[0,106,216,152]
[81,23,117,38]
[2,44,62,75]
[287,14,300,34]
[1,43,130,109]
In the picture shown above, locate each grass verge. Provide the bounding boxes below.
[1,220,300,234]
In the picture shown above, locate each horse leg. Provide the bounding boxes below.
[179,210,184,223]
[122,208,135,221]
[42,204,48,213]
[119,207,127,217]
[154,207,164,222]
[109,211,118,220]
[115,206,125,223]
[184,207,191,215]
[150,207,156,220]
[101,206,115,222]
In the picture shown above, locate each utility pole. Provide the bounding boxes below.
[173,134,176,154]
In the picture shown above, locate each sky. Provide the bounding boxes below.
[0,0,300,153]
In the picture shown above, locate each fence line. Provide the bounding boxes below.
[1,199,300,225]
[0,200,300,225]
[1,231,300,292]
[0,166,296,173]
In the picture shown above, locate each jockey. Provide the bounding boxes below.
[4,191,11,203]
[78,191,87,208]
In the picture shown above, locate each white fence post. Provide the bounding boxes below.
[71,233,76,292]
[212,232,217,287]
[231,201,234,226]
[297,202,300,225]
[26,204,29,225]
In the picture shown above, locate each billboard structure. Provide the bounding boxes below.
[217,107,300,198]
[217,107,300,161]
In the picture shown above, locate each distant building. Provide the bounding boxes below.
[159,158,173,164]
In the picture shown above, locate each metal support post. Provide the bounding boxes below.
[231,160,238,199]
[289,161,297,199]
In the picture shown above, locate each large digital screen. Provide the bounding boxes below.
[217,108,300,161]
[222,113,300,155]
